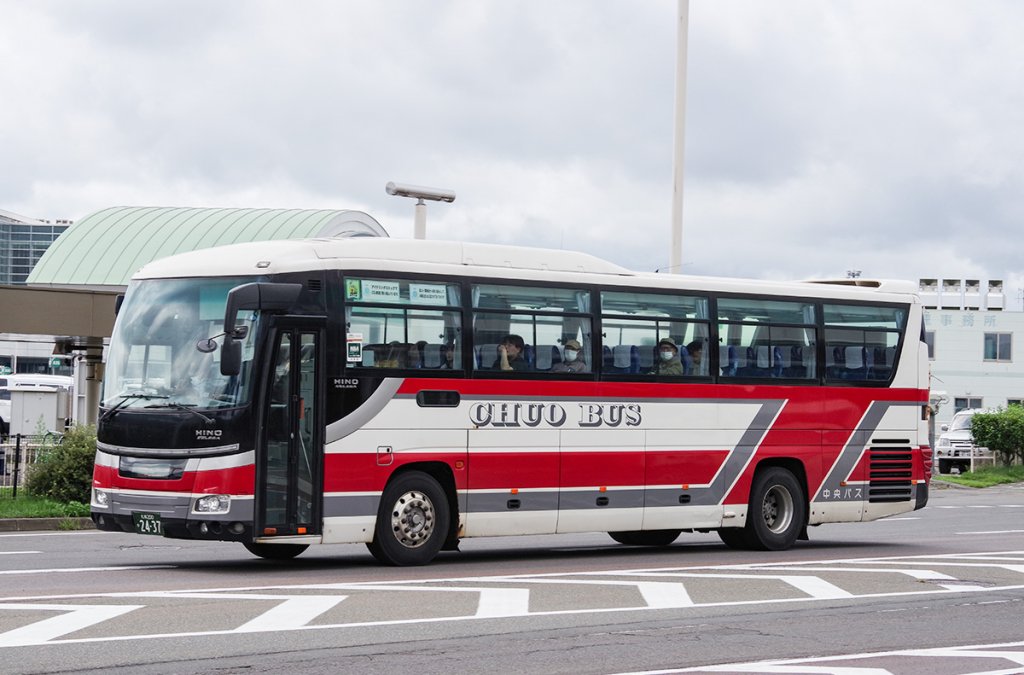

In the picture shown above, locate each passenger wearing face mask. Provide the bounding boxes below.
[650,337,684,376]
[552,339,589,373]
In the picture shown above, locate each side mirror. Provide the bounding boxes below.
[115,294,125,316]
[220,338,242,377]
[219,282,302,376]
[940,424,949,432]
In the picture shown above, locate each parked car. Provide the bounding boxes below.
[934,409,994,474]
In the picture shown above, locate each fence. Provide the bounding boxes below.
[0,434,61,498]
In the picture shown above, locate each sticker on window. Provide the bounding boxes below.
[410,283,448,306]
[346,333,363,362]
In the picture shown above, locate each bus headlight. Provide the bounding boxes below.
[92,489,109,508]
[194,495,230,514]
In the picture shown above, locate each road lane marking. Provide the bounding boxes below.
[474,588,530,617]
[0,551,39,556]
[4,551,1024,647]
[635,582,693,608]
[778,576,853,599]
[629,639,1024,674]
[234,595,348,632]
[0,565,174,576]
[0,603,143,647]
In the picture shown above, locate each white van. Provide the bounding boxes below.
[934,409,994,474]
[0,374,74,437]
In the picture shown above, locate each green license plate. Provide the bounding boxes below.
[133,512,163,536]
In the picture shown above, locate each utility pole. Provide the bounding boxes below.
[670,0,689,274]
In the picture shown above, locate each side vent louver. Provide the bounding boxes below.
[307,279,322,292]
[868,447,913,503]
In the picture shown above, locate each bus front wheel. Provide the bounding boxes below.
[367,471,450,566]
[243,542,308,560]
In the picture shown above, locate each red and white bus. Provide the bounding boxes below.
[91,236,931,565]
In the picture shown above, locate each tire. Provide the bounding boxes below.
[608,530,681,547]
[743,467,806,551]
[717,527,750,549]
[937,459,951,474]
[243,542,308,560]
[367,471,450,566]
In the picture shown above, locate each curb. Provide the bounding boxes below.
[0,517,95,533]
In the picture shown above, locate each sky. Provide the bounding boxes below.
[3,1,1024,305]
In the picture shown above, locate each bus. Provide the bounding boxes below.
[90,237,931,565]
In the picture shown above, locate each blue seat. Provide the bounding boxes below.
[605,345,638,374]
[421,344,445,369]
[534,345,560,371]
[637,345,656,373]
[476,343,499,370]
[720,345,738,377]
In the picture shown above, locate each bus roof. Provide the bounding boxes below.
[134,237,919,303]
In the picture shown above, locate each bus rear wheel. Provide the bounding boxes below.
[720,467,805,551]
[243,542,308,560]
[748,467,805,550]
[367,471,450,566]
[609,530,681,547]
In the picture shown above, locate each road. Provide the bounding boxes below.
[1,483,1023,674]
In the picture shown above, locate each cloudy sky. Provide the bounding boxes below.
[4,1,1024,303]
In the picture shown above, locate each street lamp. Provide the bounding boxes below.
[385,182,456,240]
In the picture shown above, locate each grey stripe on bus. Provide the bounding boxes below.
[813,400,922,503]
[325,378,405,444]
[106,493,254,521]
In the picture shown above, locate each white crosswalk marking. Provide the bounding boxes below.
[0,603,143,647]
[474,588,530,617]
[636,582,693,608]
[234,595,347,632]
[777,576,854,599]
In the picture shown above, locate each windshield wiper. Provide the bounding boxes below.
[145,401,215,425]
[99,393,168,422]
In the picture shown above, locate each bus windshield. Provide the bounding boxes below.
[103,277,260,410]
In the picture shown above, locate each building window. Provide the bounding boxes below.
[954,396,983,412]
[1008,399,1024,408]
[924,331,935,360]
[983,332,1012,362]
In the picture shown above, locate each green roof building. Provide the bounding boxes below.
[28,206,386,291]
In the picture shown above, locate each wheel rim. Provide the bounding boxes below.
[390,490,435,549]
[761,484,794,534]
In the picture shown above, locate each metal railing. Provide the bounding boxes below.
[0,434,62,498]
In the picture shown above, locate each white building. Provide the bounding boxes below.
[921,278,1024,428]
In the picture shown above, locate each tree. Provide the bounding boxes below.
[969,406,1024,468]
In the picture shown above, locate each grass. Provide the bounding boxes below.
[0,493,90,519]
[938,464,1024,488]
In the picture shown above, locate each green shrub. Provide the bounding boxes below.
[971,406,1024,467]
[25,425,97,503]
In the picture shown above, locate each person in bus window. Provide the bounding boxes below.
[441,342,457,369]
[494,334,529,372]
[685,339,704,374]
[552,339,589,373]
[650,337,684,376]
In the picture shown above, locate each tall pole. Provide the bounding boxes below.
[414,199,427,240]
[670,0,689,274]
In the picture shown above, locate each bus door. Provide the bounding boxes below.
[257,321,324,538]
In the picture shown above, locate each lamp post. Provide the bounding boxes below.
[385,182,456,240]
[670,0,690,274]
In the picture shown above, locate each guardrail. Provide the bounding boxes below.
[0,434,61,498]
